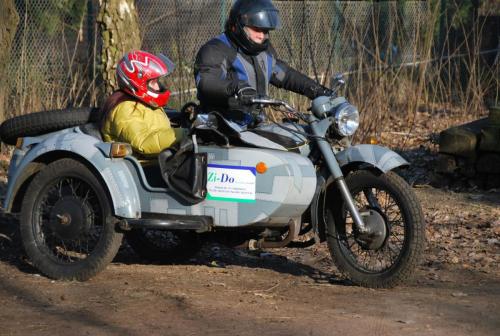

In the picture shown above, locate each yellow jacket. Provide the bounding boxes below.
[101,100,184,156]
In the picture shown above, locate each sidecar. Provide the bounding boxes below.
[0,108,317,280]
[3,121,317,227]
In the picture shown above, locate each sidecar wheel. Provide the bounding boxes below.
[126,229,202,262]
[326,170,425,288]
[20,159,123,281]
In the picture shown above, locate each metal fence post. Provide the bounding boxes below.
[220,0,230,33]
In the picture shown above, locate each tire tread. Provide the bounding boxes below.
[20,158,122,281]
[0,107,99,145]
[327,170,426,288]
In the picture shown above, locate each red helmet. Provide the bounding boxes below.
[116,50,175,108]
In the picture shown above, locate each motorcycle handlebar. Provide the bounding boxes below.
[249,97,282,105]
[249,97,296,112]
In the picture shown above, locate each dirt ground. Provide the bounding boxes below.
[0,184,499,336]
[0,111,499,336]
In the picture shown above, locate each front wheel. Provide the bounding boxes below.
[20,159,123,281]
[326,170,425,288]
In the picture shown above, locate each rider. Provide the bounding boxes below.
[194,0,333,126]
[101,50,186,156]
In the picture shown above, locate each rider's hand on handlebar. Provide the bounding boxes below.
[236,85,258,105]
[312,85,335,99]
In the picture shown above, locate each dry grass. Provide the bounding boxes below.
[4,1,499,146]
[4,12,99,122]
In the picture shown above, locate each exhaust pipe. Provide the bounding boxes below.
[249,219,299,249]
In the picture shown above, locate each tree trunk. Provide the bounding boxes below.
[97,0,141,94]
[0,0,19,121]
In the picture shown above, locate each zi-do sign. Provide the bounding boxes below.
[206,164,256,203]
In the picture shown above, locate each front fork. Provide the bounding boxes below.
[308,118,370,234]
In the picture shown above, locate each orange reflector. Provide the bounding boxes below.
[110,143,132,158]
[369,136,378,145]
[256,162,267,174]
[15,138,24,149]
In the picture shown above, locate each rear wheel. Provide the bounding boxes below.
[20,159,123,281]
[326,170,425,288]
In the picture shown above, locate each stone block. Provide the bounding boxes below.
[479,126,500,152]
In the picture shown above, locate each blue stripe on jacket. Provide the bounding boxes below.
[216,34,249,82]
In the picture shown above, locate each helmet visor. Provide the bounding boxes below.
[148,75,171,94]
[241,10,281,30]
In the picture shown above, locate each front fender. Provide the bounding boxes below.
[335,144,409,173]
[3,130,141,218]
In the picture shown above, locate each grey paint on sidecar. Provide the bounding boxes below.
[4,127,316,228]
[3,128,141,218]
[335,144,409,173]
[206,146,316,227]
[126,146,317,227]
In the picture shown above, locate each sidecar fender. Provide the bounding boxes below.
[3,130,141,218]
[335,144,409,173]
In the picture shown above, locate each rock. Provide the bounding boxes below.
[396,319,415,324]
[439,119,486,157]
[473,254,484,262]
[479,127,500,154]
[478,222,491,229]
[487,238,499,245]
[468,194,483,201]
[481,257,495,265]
[209,261,221,267]
[451,292,468,297]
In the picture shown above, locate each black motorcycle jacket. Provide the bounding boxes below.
[194,33,331,125]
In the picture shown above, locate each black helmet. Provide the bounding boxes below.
[225,0,281,55]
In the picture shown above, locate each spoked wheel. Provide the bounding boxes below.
[20,159,123,281]
[326,170,425,288]
[126,229,202,262]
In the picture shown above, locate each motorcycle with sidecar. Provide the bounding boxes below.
[0,84,425,288]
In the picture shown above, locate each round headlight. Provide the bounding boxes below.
[334,103,359,137]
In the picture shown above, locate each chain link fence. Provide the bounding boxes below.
[5,0,430,117]
[136,0,428,106]
[6,0,97,119]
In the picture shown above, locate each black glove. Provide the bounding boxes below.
[228,85,258,111]
[227,85,264,127]
[311,85,335,99]
[236,85,258,105]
